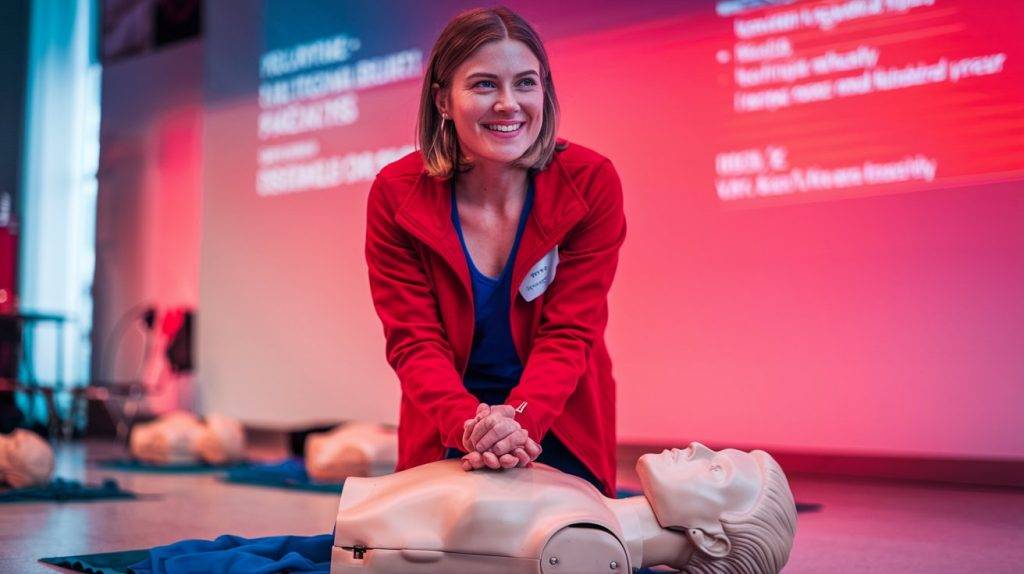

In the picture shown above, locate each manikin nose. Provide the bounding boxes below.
[687,441,715,461]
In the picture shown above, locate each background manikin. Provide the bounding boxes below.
[129,411,246,465]
[195,413,247,465]
[305,422,398,482]
[0,428,55,488]
[330,442,797,574]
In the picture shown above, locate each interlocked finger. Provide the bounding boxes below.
[498,454,519,468]
[473,418,521,453]
[468,406,516,446]
[524,438,542,460]
[482,451,500,469]
[512,447,530,467]
[462,451,485,471]
[490,428,528,457]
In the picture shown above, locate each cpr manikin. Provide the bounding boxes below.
[195,413,247,465]
[130,411,246,465]
[305,422,398,482]
[0,428,55,488]
[331,442,796,574]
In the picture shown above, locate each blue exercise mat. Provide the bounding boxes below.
[95,458,252,473]
[44,534,673,574]
[40,549,149,574]
[1,477,136,503]
[221,457,344,493]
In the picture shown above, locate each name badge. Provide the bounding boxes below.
[519,245,558,302]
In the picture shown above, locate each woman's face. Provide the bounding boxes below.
[439,39,544,168]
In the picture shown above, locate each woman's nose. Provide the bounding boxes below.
[494,89,521,114]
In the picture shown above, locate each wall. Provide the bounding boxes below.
[93,39,203,413]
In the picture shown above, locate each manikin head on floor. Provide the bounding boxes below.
[130,411,246,465]
[305,421,398,482]
[637,442,797,573]
[0,428,55,488]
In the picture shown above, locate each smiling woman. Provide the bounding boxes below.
[433,40,543,170]
[417,8,561,178]
[365,6,627,497]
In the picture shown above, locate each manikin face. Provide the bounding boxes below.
[637,442,762,533]
[130,412,206,463]
[308,423,398,466]
[0,429,55,488]
[195,414,246,464]
[437,39,544,168]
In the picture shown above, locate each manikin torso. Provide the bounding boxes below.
[331,443,798,573]
[332,459,685,574]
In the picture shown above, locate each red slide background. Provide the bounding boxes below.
[199,0,1024,459]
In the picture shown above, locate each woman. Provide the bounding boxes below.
[366,7,626,496]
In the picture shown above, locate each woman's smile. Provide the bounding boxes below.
[482,120,526,139]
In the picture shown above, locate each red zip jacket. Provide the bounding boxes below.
[365,141,626,496]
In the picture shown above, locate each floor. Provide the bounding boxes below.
[2,439,1023,573]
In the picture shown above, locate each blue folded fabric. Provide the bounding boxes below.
[1,477,136,503]
[221,458,343,493]
[128,534,334,574]
[125,534,670,574]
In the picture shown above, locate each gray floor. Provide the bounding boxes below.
[2,439,1023,573]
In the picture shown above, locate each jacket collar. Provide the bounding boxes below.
[394,152,589,292]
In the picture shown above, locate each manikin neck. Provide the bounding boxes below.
[607,495,696,570]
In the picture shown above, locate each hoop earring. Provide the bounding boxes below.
[440,117,452,151]
[427,114,448,161]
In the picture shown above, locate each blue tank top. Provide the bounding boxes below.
[448,176,602,492]
[450,177,533,394]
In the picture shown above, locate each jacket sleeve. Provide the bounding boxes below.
[505,159,626,443]
[365,174,480,450]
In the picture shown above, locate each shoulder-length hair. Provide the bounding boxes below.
[417,7,562,178]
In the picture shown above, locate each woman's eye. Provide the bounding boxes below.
[518,78,537,87]
[473,80,496,89]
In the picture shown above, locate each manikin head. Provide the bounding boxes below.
[637,442,797,573]
[305,422,398,481]
[195,413,247,465]
[0,429,55,488]
[131,411,246,465]
[130,411,205,464]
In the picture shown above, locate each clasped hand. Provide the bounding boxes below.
[460,403,542,471]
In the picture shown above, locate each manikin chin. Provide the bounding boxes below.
[330,441,797,574]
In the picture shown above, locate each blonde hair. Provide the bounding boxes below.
[417,7,562,178]
[682,451,798,574]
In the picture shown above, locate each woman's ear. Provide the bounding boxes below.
[432,83,448,118]
[686,527,731,559]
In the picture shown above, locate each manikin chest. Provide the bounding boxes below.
[330,525,629,574]
[330,462,631,573]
